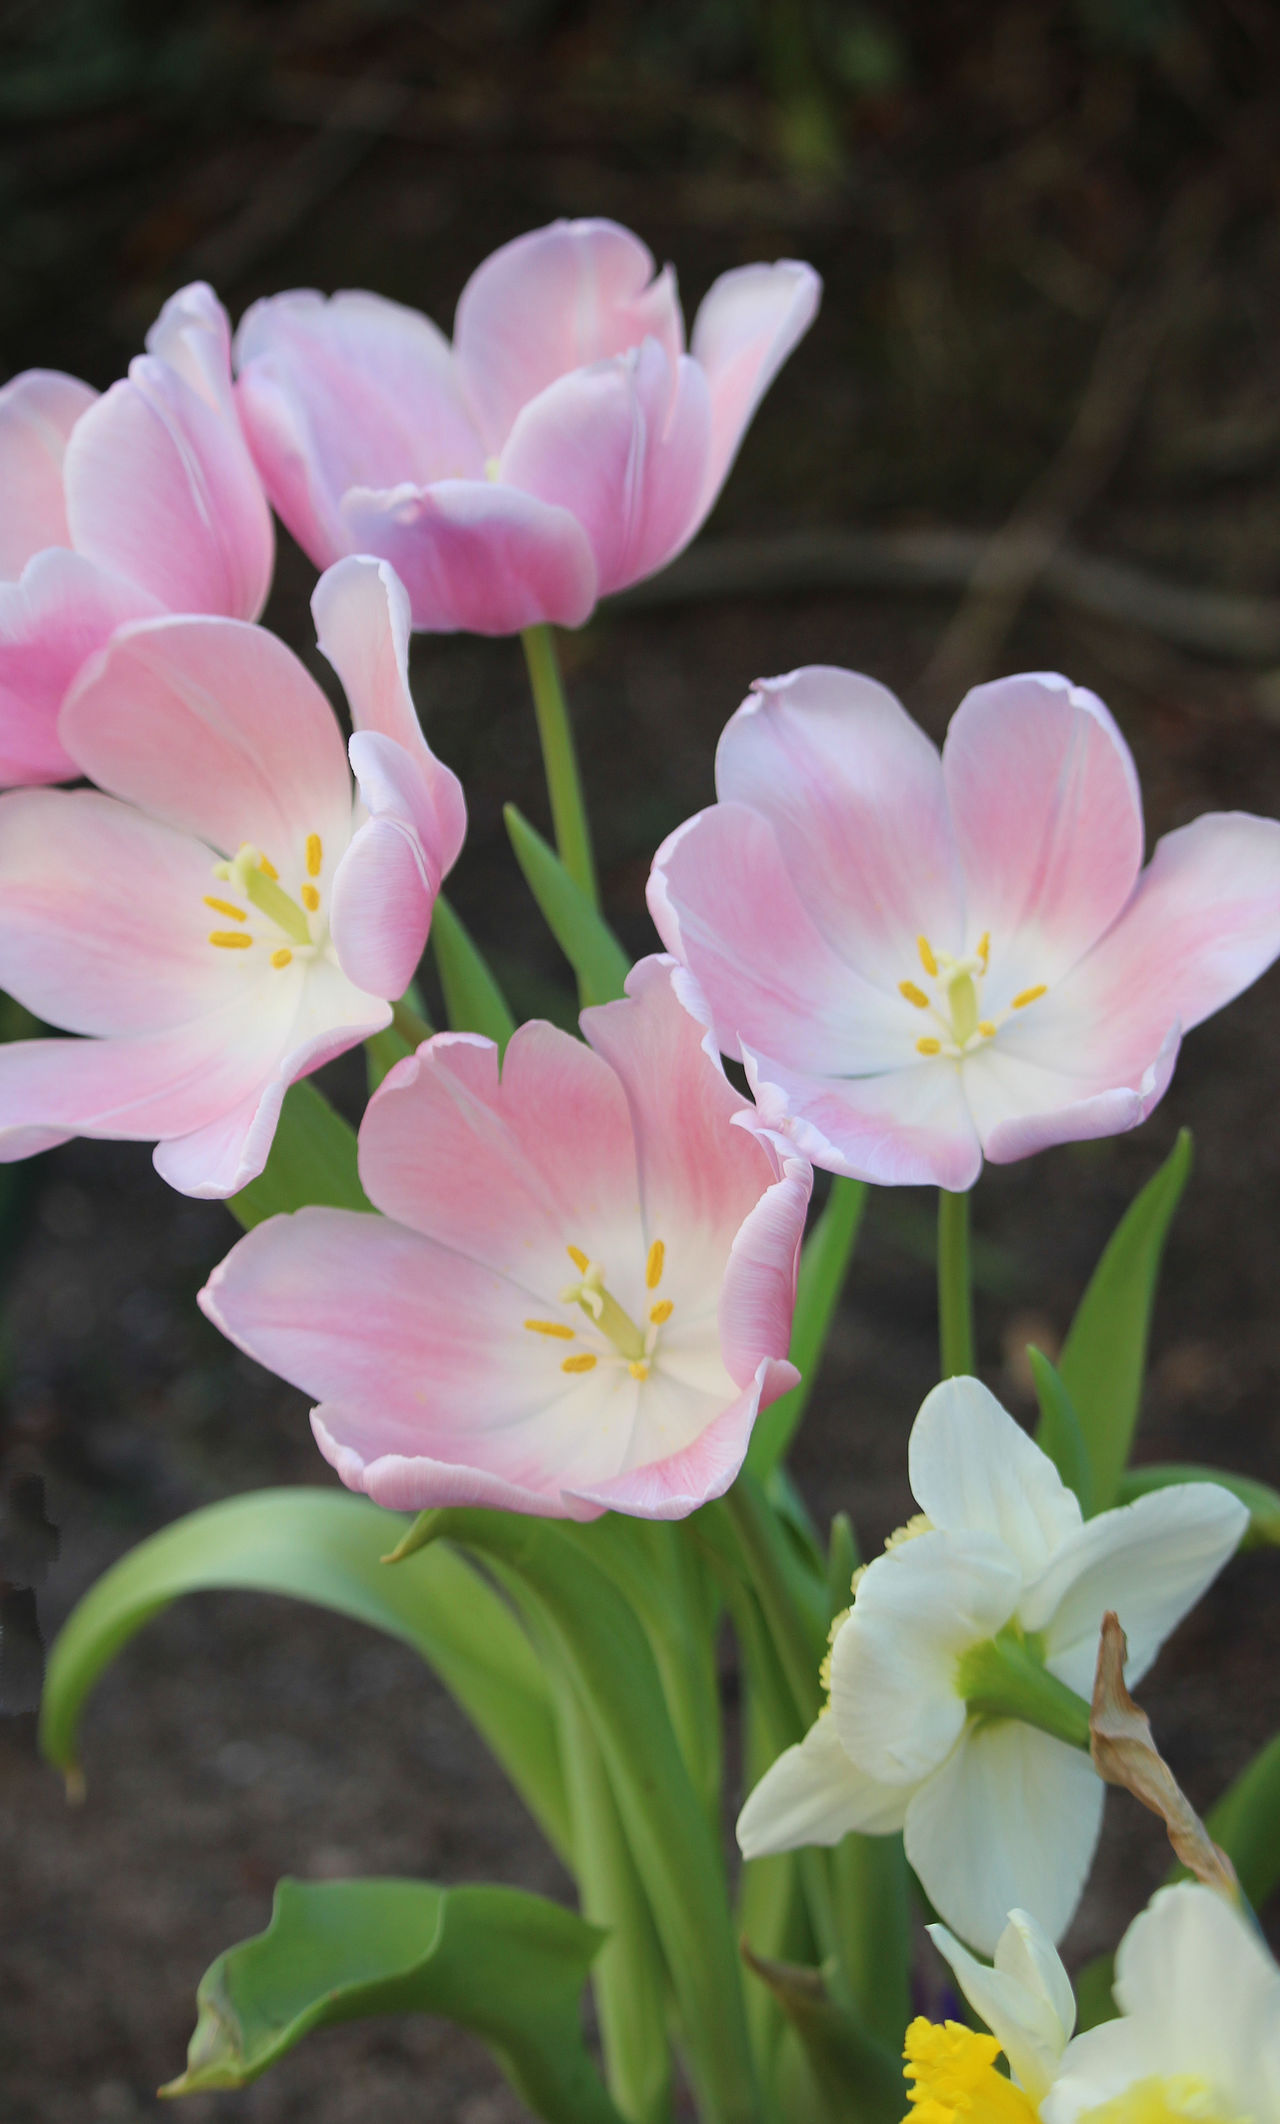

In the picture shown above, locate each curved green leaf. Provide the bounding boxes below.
[230,1080,371,1230]
[1116,1462,1280,1550]
[1059,1130,1192,1510]
[40,1488,569,1862]
[432,893,518,1051]
[1029,1347,1094,1516]
[163,1874,622,2124]
[504,803,631,1008]
[747,1178,866,1479]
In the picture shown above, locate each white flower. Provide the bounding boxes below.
[929,1909,1076,2103]
[735,1377,1247,1953]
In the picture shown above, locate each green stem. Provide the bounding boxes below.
[521,623,599,908]
[721,1477,825,1731]
[937,1187,974,1378]
[390,994,433,1048]
[956,1631,1092,1751]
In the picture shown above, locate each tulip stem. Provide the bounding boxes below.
[521,623,599,909]
[390,995,434,1049]
[937,1187,974,1378]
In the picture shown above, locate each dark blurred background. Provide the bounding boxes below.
[1,3,1279,2118]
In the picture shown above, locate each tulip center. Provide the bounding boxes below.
[523,1240,674,1385]
[900,934,1047,1061]
[1078,2077,1238,2124]
[902,2018,1037,2124]
[204,833,329,971]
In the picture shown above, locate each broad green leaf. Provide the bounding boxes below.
[1116,1463,1280,1550]
[1059,1130,1192,1511]
[1029,1347,1094,1516]
[40,1488,569,1863]
[748,1179,867,1479]
[230,1080,371,1230]
[163,1874,622,2124]
[740,1948,902,2124]
[432,893,518,1050]
[504,804,631,1008]
[365,1023,414,1091]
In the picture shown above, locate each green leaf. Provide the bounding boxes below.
[1116,1463,1280,1551]
[40,1488,570,1863]
[1029,1347,1094,1516]
[1058,1130,1192,1511]
[432,894,518,1051]
[739,1948,902,2124]
[748,1178,866,1479]
[163,1875,623,2124]
[229,1080,371,1230]
[504,803,631,1008]
[365,1024,414,1091]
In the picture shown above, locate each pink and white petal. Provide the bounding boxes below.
[143,283,236,411]
[649,803,910,1074]
[960,1026,1180,1167]
[0,550,161,786]
[64,358,274,621]
[943,675,1144,990]
[908,1376,1083,1577]
[313,1409,601,1521]
[905,1722,1103,1955]
[743,1044,983,1191]
[830,1530,1022,1784]
[736,1710,908,1861]
[1023,1481,1248,1696]
[0,786,258,1033]
[718,1166,812,1387]
[331,735,454,997]
[233,361,351,567]
[61,613,352,860]
[571,1357,796,1519]
[615,352,713,591]
[454,219,685,454]
[0,369,97,577]
[689,260,821,512]
[715,669,965,988]
[340,478,598,634]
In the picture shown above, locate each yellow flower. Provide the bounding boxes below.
[902,2017,1038,2124]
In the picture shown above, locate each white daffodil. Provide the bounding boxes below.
[736,1377,1247,1953]
[929,1909,1076,2103]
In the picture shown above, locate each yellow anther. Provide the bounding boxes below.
[629,1361,650,1381]
[203,897,247,921]
[525,1319,575,1340]
[306,833,323,878]
[271,948,293,969]
[561,1353,597,1374]
[567,1245,590,1274]
[300,883,320,913]
[916,1036,942,1056]
[209,930,253,950]
[977,931,990,967]
[649,1300,673,1325]
[898,980,930,1009]
[977,1020,996,1038]
[1012,984,1047,1010]
[916,934,938,977]
[646,1239,665,1289]
[258,853,279,880]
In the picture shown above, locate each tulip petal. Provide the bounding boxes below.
[1022,1480,1248,1695]
[689,260,821,510]
[743,1044,983,1190]
[332,733,451,997]
[830,1529,1022,1785]
[455,219,684,454]
[0,368,97,577]
[906,1722,1103,1954]
[0,550,160,786]
[959,1024,1180,1167]
[570,1358,794,1518]
[339,477,598,634]
[908,1376,1083,1581]
[736,1709,909,1860]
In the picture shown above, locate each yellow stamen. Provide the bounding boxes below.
[898,981,930,1009]
[646,1239,665,1289]
[306,833,322,878]
[258,853,279,880]
[209,930,253,950]
[916,1036,942,1056]
[977,931,990,967]
[525,1319,575,1339]
[203,897,247,921]
[567,1245,590,1273]
[1012,984,1047,1010]
[300,883,320,912]
[903,2017,1037,2123]
[629,1360,650,1381]
[917,935,938,977]
[649,1300,673,1325]
[271,948,293,969]
[561,1353,597,1374]
[977,1020,996,1038]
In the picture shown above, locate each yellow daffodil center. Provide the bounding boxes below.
[902,2019,1037,2124]
[524,1239,672,1384]
[1079,2078,1242,2124]
[205,835,327,971]
[902,932,1047,1061]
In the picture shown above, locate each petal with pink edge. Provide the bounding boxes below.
[455,219,685,454]
[743,1043,983,1191]
[689,261,821,512]
[959,1026,1180,1168]
[339,478,598,634]
[332,732,455,998]
[0,550,161,787]
[0,369,97,578]
[569,1360,794,1518]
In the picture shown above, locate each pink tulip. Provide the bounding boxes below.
[0,284,275,786]
[649,668,1280,1190]
[199,956,812,1518]
[233,220,820,635]
[0,557,464,1197]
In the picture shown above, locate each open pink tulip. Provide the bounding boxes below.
[233,220,820,634]
[0,557,464,1197]
[649,668,1280,1189]
[0,283,274,786]
[199,956,812,1519]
